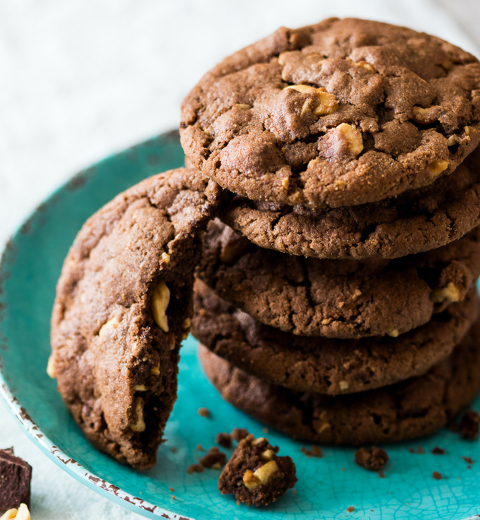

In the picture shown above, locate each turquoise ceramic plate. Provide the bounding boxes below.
[1,131,480,520]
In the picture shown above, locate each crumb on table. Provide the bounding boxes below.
[215,432,232,448]
[431,447,446,455]
[198,407,210,418]
[199,446,227,469]
[355,447,389,471]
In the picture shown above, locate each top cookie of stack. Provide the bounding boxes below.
[181,18,480,446]
[180,17,480,260]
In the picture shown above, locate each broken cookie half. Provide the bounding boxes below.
[49,168,223,469]
[218,434,297,506]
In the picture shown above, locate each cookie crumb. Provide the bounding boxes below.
[198,407,210,418]
[218,434,297,506]
[231,428,249,442]
[300,446,323,458]
[408,448,415,454]
[171,495,175,500]
[170,447,177,453]
[199,446,227,469]
[195,444,205,451]
[169,487,174,492]
[460,410,480,439]
[292,489,297,495]
[262,427,269,434]
[417,446,424,454]
[378,471,385,479]
[341,467,345,471]
[431,447,446,455]
[462,456,474,464]
[186,463,204,474]
[355,447,389,471]
[432,471,443,480]
[215,432,232,448]
[347,506,355,513]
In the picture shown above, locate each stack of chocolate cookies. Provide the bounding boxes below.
[182,18,480,445]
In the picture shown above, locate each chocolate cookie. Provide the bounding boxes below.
[199,319,480,445]
[193,281,479,395]
[181,18,480,209]
[218,434,297,506]
[222,144,480,260]
[199,220,480,338]
[50,168,222,469]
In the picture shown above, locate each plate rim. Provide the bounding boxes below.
[0,130,195,520]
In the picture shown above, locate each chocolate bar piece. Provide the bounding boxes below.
[0,448,32,510]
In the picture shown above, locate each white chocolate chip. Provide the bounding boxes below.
[388,329,400,338]
[130,397,146,432]
[150,364,161,376]
[98,316,120,338]
[234,104,252,110]
[282,177,290,190]
[355,61,376,72]
[134,384,147,392]
[431,283,461,303]
[261,449,275,461]
[1,504,31,520]
[427,159,449,177]
[284,85,339,116]
[161,252,171,264]
[243,460,279,490]
[243,469,260,490]
[47,355,57,379]
[413,106,430,117]
[182,318,191,330]
[336,123,363,156]
[339,380,349,391]
[152,281,170,333]
[251,437,265,446]
[254,460,279,484]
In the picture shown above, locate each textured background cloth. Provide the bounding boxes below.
[1,1,480,518]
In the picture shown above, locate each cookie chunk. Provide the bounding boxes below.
[0,449,32,510]
[355,447,389,471]
[181,18,480,209]
[199,318,480,445]
[50,168,222,469]
[193,281,479,395]
[218,434,297,506]
[222,145,480,260]
[199,220,480,338]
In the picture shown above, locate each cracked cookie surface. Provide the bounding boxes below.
[50,168,222,469]
[199,220,480,338]
[199,318,480,445]
[193,281,479,395]
[181,18,480,209]
[222,144,480,260]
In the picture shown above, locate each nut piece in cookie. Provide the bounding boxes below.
[50,168,222,469]
[218,434,297,506]
[0,503,31,520]
[354,447,389,471]
[0,449,32,511]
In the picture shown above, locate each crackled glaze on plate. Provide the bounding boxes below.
[1,131,480,519]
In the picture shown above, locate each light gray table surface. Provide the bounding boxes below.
[1,1,480,518]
